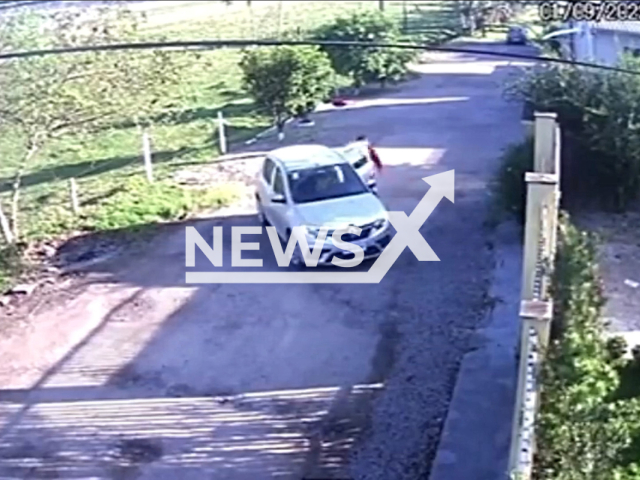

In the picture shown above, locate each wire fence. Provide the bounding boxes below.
[508,113,561,480]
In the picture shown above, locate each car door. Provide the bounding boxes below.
[258,156,276,220]
[335,143,375,189]
[258,156,275,199]
[268,165,290,237]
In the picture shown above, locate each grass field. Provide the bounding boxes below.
[0,1,462,289]
[129,1,460,43]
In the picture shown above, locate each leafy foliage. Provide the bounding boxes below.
[492,136,533,224]
[1,5,182,132]
[607,336,630,368]
[534,215,640,480]
[506,57,640,211]
[0,5,181,243]
[313,10,416,88]
[239,45,335,133]
[455,1,516,36]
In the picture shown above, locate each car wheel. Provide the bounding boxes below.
[285,229,304,269]
[256,197,269,226]
[291,250,304,268]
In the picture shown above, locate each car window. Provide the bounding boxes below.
[338,144,369,170]
[262,158,275,182]
[288,163,368,204]
[273,167,285,195]
[352,155,369,170]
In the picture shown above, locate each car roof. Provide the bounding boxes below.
[268,144,348,172]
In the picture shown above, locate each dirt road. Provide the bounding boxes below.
[0,43,533,480]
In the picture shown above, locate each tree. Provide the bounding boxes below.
[455,1,514,36]
[0,5,181,243]
[239,45,335,140]
[313,11,416,91]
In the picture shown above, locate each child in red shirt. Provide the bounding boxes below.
[355,135,383,172]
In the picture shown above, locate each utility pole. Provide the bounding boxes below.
[379,0,384,11]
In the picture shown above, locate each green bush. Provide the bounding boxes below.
[608,336,630,368]
[506,57,640,211]
[492,136,533,224]
[534,215,640,480]
[239,45,335,134]
[313,10,416,89]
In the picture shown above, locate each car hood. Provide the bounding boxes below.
[295,193,387,228]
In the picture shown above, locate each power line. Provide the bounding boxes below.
[0,38,639,75]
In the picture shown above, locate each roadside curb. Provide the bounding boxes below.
[213,151,268,163]
[429,221,522,480]
[244,118,294,145]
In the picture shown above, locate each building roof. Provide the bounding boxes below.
[589,21,640,35]
[269,144,347,172]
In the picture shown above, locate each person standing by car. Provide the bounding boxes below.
[355,135,383,173]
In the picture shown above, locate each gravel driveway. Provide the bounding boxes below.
[0,43,533,480]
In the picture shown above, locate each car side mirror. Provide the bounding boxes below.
[272,193,286,204]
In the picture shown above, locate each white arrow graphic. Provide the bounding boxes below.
[186,169,455,284]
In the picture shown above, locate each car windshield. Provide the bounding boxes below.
[288,163,368,204]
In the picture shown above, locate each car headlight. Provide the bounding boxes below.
[373,218,387,230]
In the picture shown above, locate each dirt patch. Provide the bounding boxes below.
[108,365,165,390]
[114,438,164,464]
[0,154,261,320]
[577,208,640,332]
[173,157,262,188]
[105,437,164,480]
[301,385,379,480]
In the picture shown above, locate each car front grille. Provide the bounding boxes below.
[330,245,380,262]
[341,222,374,242]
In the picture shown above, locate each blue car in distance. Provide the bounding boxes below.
[506,26,527,45]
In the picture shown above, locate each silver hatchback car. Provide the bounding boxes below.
[255,144,392,266]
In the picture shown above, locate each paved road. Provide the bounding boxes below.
[0,43,533,479]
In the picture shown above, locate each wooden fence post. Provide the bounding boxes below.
[520,174,558,300]
[534,112,557,174]
[142,130,153,183]
[218,111,227,154]
[69,178,79,215]
[508,112,562,479]
[509,175,557,475]
[0,203,13,244]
